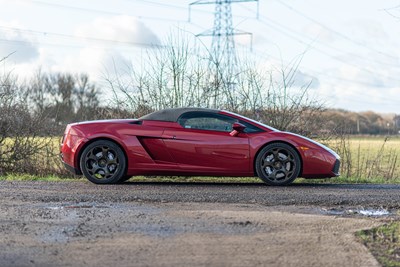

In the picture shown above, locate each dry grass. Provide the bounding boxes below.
[0,136,69,176]
[328,136,400,182]
[2,135,400,183]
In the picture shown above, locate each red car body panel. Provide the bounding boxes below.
[61,110,340,179]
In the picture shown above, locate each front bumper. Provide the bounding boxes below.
[332,159,340,176]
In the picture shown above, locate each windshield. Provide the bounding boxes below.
[223,111,280,132]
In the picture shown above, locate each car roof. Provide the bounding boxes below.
[139,107,220,122]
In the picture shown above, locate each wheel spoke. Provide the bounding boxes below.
[87,162,101,176]
[272,150,280,161]
[261,158,274,168]
[106,157,118,164]
[102,166,111,177]
[87,152,98,162]
[270,170,278,180]
[102,147,109,157]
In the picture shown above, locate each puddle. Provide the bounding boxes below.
[41,202,161,214]
[358,209,390,216]
[321,207,391,217]
[47,203,110,210]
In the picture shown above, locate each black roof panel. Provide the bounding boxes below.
[139,107,219,122]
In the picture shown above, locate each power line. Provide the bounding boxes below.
[0,26,163,48]
[238,4,400,68]
[25,0,186,23]
[256,17,400,82]
[127,0,400,69]
[128,0,258,21]
[4,0,399,104]
[275,0,400,62]
[229,3,400,92]
[242,45,399,104]
[191,0,257,82]
[128,0,189,11]
[230,3,400,84]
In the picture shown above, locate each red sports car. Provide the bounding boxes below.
[60,107,340,185]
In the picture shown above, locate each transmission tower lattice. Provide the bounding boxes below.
[189,0,258,94]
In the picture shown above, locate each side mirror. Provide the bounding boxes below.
[230,122,246,137]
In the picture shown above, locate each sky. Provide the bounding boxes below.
[0,0,399,114]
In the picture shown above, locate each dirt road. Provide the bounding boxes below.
[0,181,397,266]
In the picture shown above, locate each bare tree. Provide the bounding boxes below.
[75,74,99,121]
[0,65,61,175]
[104,30,328,138]
[26,71,100,128]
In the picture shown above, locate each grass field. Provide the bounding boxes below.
[326,136,400,183]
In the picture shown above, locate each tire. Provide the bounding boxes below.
[255,143,301,186]
[80,140,127,184]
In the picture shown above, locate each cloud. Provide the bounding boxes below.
[20,16,159,80]
[0,21,39,63]
[315,64,400,113]
[49,47,130,81]
[75,15,160,47]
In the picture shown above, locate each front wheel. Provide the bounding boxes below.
[255,143,301,186]
[80,140,127,184]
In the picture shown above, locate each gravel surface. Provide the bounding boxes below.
[0,181,397,267]
[1,181,400,208]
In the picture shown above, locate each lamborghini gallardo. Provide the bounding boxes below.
[60,107,340,185]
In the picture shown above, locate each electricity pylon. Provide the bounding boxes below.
[189,0,258,108]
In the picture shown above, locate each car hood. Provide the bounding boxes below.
[285,132,340,159]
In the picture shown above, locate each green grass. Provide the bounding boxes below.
[1,174,399,184]
[130,176,262,183]
[0,173,262,183]
[0,173,83,182]
[357,222,400,267]
[296,176,400,184]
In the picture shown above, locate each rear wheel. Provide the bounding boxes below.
[80,140,126,184]
[255,143,301,186]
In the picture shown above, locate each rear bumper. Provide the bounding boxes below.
[62,161,82,175]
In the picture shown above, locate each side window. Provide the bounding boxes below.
[240,120,263,133]
[178,112,237,132]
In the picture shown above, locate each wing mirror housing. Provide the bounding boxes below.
[230,122,246,137]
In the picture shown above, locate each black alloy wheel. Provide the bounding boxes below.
[255,143,301,185]
[80,140,126,184]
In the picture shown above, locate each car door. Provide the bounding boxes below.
[162,112,250,174]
